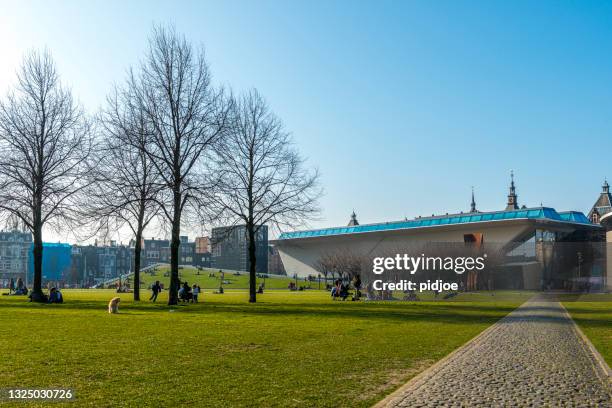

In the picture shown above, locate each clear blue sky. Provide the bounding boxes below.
[1,0,611,240]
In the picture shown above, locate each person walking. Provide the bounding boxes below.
[8,277,15,294]
[149,280,161,302]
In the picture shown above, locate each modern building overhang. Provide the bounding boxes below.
[600,212,612,229]
[277,207,599,242]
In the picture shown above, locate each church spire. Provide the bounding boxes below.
[505,170,519,210]
[603,179,609,194]
[470,186,477,213]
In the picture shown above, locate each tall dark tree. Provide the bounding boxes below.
[0,50,91,301]
[212,90,320,303]
[128,26,230,305]
[89,87,162,301]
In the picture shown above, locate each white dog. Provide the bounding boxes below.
[108,297,120,314]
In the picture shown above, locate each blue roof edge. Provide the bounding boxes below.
[278,207,594,240]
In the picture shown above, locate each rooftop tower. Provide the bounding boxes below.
[470,187,477,213]
[348,211,359,226]
[588,179,612,223]
[505,171,519,211]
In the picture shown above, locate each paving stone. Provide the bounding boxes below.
[386,296,612,407]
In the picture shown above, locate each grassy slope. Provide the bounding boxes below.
[130,266,317,290]
[560,293,612,366]
[0,290,529,408]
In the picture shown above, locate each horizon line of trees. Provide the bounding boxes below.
[0,25,321,304]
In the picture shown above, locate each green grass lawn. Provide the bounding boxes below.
[0,289,530,407]
[122,265,319,290]
[560,293,612,366]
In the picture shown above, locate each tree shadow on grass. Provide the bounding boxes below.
[6,298,603,331]
[0,298,526,327]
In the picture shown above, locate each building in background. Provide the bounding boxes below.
[194,236,212,268]
[71,242,133,286]
[29,243,72,283]
[195,236,210,253]
[0,229,32,287]
[98,246,117,279]
[69,246,86,285]
[193,251,211,268]
[275,175,608,291]
[97,243,132,279]
[588,180,612,224]
[159,236,195,264]
[141,238,170,267]
[211,225,268,273]
[4,232,209,287]
[70,245,99,286]
[179,236,195,265]
[115,245,132,277]
[267,245,286,275]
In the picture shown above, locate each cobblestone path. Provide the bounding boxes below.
[383,297,611,407]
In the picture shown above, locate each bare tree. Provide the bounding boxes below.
[128,26,230,305]
[211,90,321,303]
[0,50,92,301]
[87,87,162,301]
[316,251,363,282]
[315,252,335,287]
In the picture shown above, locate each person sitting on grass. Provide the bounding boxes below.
[339,284,349,301]
[15,278,27,295]
[331,279,342,300]
[48,287,63,304]
[330,283,338,299]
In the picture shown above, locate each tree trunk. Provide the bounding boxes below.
[133,230,143,301]
[248,223,257,303]
[30,225,45,302]
[168,191,181,305]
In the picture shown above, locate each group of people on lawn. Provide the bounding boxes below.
[178,281,201,303]
[330,279,349,300]
[149,280,201,303]
[330,276,362,301]
[331,275,361,301]
[6,277,63,303]
[7,277,28,296]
